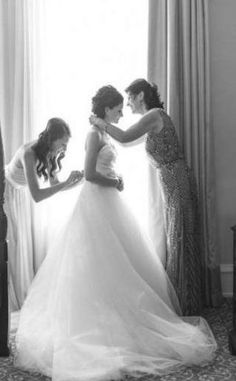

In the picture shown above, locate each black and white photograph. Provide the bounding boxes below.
[0,0,236,380]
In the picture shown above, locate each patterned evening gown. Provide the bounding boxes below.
[146,109,202,315]
[15,138,216,381]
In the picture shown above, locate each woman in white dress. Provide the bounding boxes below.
[5,117,83,311]
[15,87,217,381]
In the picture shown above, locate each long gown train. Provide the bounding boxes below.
[15,142,216,381]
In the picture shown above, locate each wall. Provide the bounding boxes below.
[209,0,236,296]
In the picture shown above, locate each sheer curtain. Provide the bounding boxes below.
[148,0,222,306]
[0,0,49,310]
[0,0,45,162]
[40,0,149,230]
[0,0,149,307]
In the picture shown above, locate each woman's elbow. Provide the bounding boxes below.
[119,136,125,143]
[120,134,129,143]
[85,173,95,182]
[33,196,41,203]
[30,192,42,203]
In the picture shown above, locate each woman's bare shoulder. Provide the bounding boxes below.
[85,127,103,150]
[87,127,105,143]
[147,108,164,118]
[145,108,164,132]
[22,141,37,162]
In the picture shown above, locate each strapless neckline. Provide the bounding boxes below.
[99,143,110,152]
[99,140,115,152]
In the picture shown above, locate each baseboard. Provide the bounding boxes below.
[220,264,233,297]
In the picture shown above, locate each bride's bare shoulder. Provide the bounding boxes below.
[87,127,103,141]
[85,127,103,150]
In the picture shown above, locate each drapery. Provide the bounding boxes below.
[0,0,45,162]
[0,0,149,310]
[0,0,48,311]
[148,0,222,306]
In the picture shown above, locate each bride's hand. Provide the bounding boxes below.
[89,115,107,131]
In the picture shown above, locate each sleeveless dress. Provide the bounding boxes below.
[146,109,202,315]
[5,151,49,311]
[5,155,35,311]
[15,139,216,381]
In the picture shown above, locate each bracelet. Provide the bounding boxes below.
[115,177,120,188]
[116,177,122,188]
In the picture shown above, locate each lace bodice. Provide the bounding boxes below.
[145,110,183,167]
[96,141,117,179]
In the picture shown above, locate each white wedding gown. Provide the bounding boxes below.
[15,140,217,381]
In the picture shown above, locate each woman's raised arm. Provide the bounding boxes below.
[90,109,163,143]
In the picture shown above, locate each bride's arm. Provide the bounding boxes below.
[84,130,120,189]
[92,109,162,143]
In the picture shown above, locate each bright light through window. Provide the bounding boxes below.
[40,0,149,230]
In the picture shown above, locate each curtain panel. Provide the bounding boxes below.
[0,0,45,162]
[0,0,47,311]
[148,0,222,306]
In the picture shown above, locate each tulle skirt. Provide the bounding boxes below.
[15,181,217,381]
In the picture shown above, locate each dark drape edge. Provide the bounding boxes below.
[0,124,9,356]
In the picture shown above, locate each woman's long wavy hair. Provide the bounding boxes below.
[33,118,71,181]
[125,78,164,110]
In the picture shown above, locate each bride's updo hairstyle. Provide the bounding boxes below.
[92,85,124,118]
[125,78,164,110]
[33,117,71,181]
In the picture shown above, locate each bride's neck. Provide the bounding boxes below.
[104,116,110,124]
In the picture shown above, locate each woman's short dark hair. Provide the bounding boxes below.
[92,85,124,118]
[33,117,71,181]
[125,78,164,110]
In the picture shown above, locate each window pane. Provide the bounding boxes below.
[41,0,149,228]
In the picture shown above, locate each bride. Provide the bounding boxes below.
[15,85,217,381]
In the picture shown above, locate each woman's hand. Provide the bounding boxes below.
[116,176,124,192]
[77,170,84,182]
[89,115,107,131]
[64,170,84,189]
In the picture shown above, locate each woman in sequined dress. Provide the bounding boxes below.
[90,78,202,316]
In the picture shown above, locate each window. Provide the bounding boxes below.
[40,0,149,229]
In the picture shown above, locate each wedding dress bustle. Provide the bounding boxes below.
[15,140,217,381]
